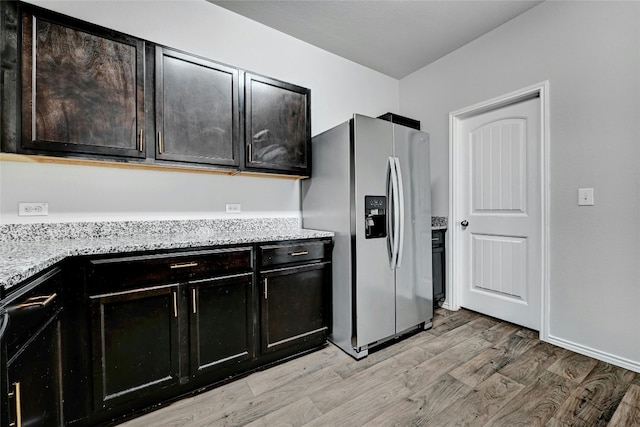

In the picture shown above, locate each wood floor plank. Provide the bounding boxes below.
[484,370,573,427]
[479,321,520,345]
[547,352,598,383]
[607,384,640,426]
[118,377,253,427]
[363,374,472,427]
[429,308,483,336]
[416,316,499,356]
[403,335,494,392]
[499,341,570,386]
[245,344,345,396]
[554,361,636,426]
[332,329,435,379]
[189,364,343,426]
[449,333,538,388]
[309,356,404,413]
[426,372,524,426]
[304,379,412,427]
[244,396,322,427]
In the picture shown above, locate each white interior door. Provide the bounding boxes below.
[458,97,541,330]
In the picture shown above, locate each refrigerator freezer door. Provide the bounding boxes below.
[393,125,433,333]
[353,115,395,350]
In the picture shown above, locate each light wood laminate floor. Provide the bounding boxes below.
[119,309,640,426]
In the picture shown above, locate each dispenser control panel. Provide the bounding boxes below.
[365,196,387,239]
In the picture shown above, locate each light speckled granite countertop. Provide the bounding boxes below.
[0,216,447,291]
[0,218,333,291]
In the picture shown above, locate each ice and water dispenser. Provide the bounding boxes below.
[364,196,387,239]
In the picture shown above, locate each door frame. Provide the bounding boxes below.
[448,81,550,340]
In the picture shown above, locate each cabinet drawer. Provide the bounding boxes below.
[88,247,253,292]
[2,267,63,354]
[259,240,329,268]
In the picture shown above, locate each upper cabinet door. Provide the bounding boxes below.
[244,73,311,176]
[20,8,146,158]
[155,47,239,167]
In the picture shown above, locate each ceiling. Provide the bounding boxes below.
[209,0,544,79]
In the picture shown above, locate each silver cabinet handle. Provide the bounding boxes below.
[170,262,198,269]
[8,382,21,427]
[192,289,197,314]
[264,278,268,300]
[172,292,178,318]
[289,251,309,257]
[17,293,57,309]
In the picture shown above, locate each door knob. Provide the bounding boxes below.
[461,220,469,227]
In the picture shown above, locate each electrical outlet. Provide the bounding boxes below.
[19,202,49,216]
[225,203,241,213]
[578,188,594,206]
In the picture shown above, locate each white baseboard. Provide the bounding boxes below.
[547,334,640,374]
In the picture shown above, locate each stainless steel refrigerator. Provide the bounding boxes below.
[301,114,432,359]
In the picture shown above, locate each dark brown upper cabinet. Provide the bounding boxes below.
[20,6,146,159]
[244,73,311,176]
[155,47,239,167]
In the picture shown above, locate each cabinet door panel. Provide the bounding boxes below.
[245,73,310,175]
[90,286,179,409]
[189,274,252,376]
[7,311,63,427]
[156,48,239,166]
[21,10,145,158]
[261,263,329,353]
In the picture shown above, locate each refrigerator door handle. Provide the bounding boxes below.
[394,157,405,267]
[386,157,394,265]
[388,157,401,269]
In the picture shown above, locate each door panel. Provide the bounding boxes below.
[189,274,252,375]
[459,97,541,330]
[90,286,180,409]
[393,125,433,332]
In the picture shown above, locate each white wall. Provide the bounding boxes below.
[0,0,399,224]
[400,1,640,369]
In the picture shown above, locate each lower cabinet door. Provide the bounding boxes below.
[6,311,63,427]
[90,285,180,409]
[260,263,329,354]
[189,274,253,376]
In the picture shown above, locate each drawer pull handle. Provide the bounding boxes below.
[139,129,144,152]
[432,238,439,241]
[17,293,57,309]
[264,278,268,300]
[173,292,178,318]
[170,262,198,269]
[8,382,21,427]
[290,251,309,257]
[192,289,197,314]
[158,131,164,154]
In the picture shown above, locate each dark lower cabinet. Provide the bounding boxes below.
[2,267,64,427]
[432,229,446,307]
[189,274,253,376]
[7,311,62,427]
[2,239,330,426]
[89,285,180,409]
[260,263,330,354]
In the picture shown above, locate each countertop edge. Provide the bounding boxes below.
[1,229,334,291]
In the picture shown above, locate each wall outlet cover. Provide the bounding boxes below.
[578,188,594,206]
[19,202,49,216]
[225,203,241,213]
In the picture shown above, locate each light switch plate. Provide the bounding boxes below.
[578,188,594,206]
